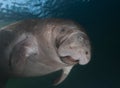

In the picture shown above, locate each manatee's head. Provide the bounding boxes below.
[56,28,91,66]
[52,25,91,85]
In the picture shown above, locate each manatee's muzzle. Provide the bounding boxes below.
[57,31,91,66]
[60,55,90,65]
[78,56,90,65]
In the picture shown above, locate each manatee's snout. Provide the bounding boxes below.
[58,32,91,65]
[60,51,90,65]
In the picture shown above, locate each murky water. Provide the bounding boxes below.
[0,0,91,28]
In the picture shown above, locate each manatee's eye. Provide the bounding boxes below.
[61,28,65,32]
[79,37,83,40]
[77,35,83,41]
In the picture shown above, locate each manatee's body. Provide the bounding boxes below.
[0,19,91,87]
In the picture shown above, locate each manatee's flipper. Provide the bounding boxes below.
[9,34,39,75]
[53,66,73,85]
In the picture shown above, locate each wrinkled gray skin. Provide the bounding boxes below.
[0,19,91,87]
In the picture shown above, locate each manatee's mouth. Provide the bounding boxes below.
[60,56,79,65]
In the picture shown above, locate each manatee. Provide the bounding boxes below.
[0,19,91,87]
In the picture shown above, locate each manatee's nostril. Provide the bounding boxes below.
[85,51,88,55]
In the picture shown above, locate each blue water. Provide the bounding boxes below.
[0,0,119,88]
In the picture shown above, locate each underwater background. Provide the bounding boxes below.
[0,0,120,88]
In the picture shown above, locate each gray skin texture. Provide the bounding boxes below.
[0,19,91,86]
